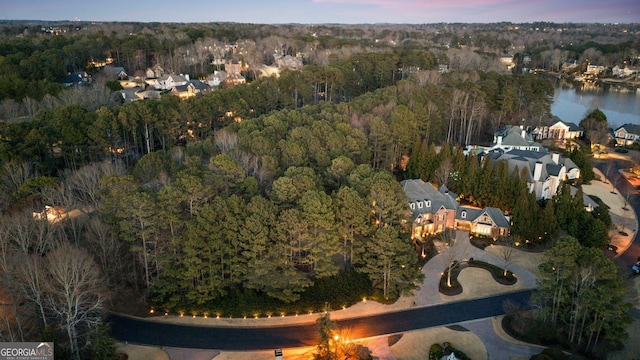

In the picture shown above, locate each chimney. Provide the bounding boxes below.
[552,152,560,164]
[533,161,543,181]
[185,74,190,81]
[521,129,527,139]
[497,136,502,145]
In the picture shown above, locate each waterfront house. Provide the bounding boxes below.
[614,124,640,146]
[532,119,584,140]
[489,125,544,153]
[485,149,580,200]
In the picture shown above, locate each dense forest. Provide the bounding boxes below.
[0,21,634,359]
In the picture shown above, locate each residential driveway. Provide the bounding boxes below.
[412,230,541,359]
[415,230,538,307]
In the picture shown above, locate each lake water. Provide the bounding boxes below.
[551,82,640,129]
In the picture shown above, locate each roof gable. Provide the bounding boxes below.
[617,124,640,136]
[401,179,459,218]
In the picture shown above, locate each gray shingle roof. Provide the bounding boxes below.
[546,163,563,177]
[483,207,511,228]
[401,179,458,219]
[492,125,543,149]
[488,149,568,181]
[566,122,583,131]
[188,80,209,90]
[617,124,640,136]
[560,157,578,171]
[569,186,599,210]
[455,206,510,228]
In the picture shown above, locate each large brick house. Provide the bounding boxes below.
[401,179,510,240]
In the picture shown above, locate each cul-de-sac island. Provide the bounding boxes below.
[0,17,639,360]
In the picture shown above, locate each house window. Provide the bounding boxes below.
[410,203,415,210]
[426,200,431,207]
[417,202,423,209]
[461,211,466,219]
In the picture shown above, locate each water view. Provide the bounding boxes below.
[551,82,640,129]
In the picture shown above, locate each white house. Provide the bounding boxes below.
[612,65,639,78]
[490,125,544,153]
[33,205,65,223]
[206,71,227,87]
[154,74,189,90]
[614,124,640,146]
[486,149,580,200]
[585,64,606,76]
[532,119,584,140]
[275,55,303,70]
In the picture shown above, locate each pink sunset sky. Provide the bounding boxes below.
[2,0,638,23]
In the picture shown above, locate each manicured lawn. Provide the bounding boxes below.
[439,259,516,295]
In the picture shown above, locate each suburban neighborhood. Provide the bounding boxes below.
[0,18,639,360]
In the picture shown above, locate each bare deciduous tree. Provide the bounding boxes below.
[0,98,21,121]
[63,162,126,210]
[415,70,442,87]
[84,218,122,284]
[15,255,48,327]
[214,128,239,154]
[44,245,107,360]
[441,229,465,288]
[434,157,453,187]
[0,161,33,205]
[6,211,58,256]
[498,236,515,277]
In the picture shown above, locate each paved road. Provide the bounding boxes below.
[595,159,640,268]
[107,290,532,351]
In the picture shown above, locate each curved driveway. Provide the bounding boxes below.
[595,159,640,266]
[107,290,532,351]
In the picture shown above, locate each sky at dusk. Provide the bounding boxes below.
[2,0,639,24]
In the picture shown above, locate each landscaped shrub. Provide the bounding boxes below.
[628,142,640,151]
[469,259,516,283]
[469,235,492,249]
[429,343,443,360]
[149,269,373,317]
[503,314,559,346]
[439,268,462,296]
[438,259,517,295]
[442,342,472,360]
